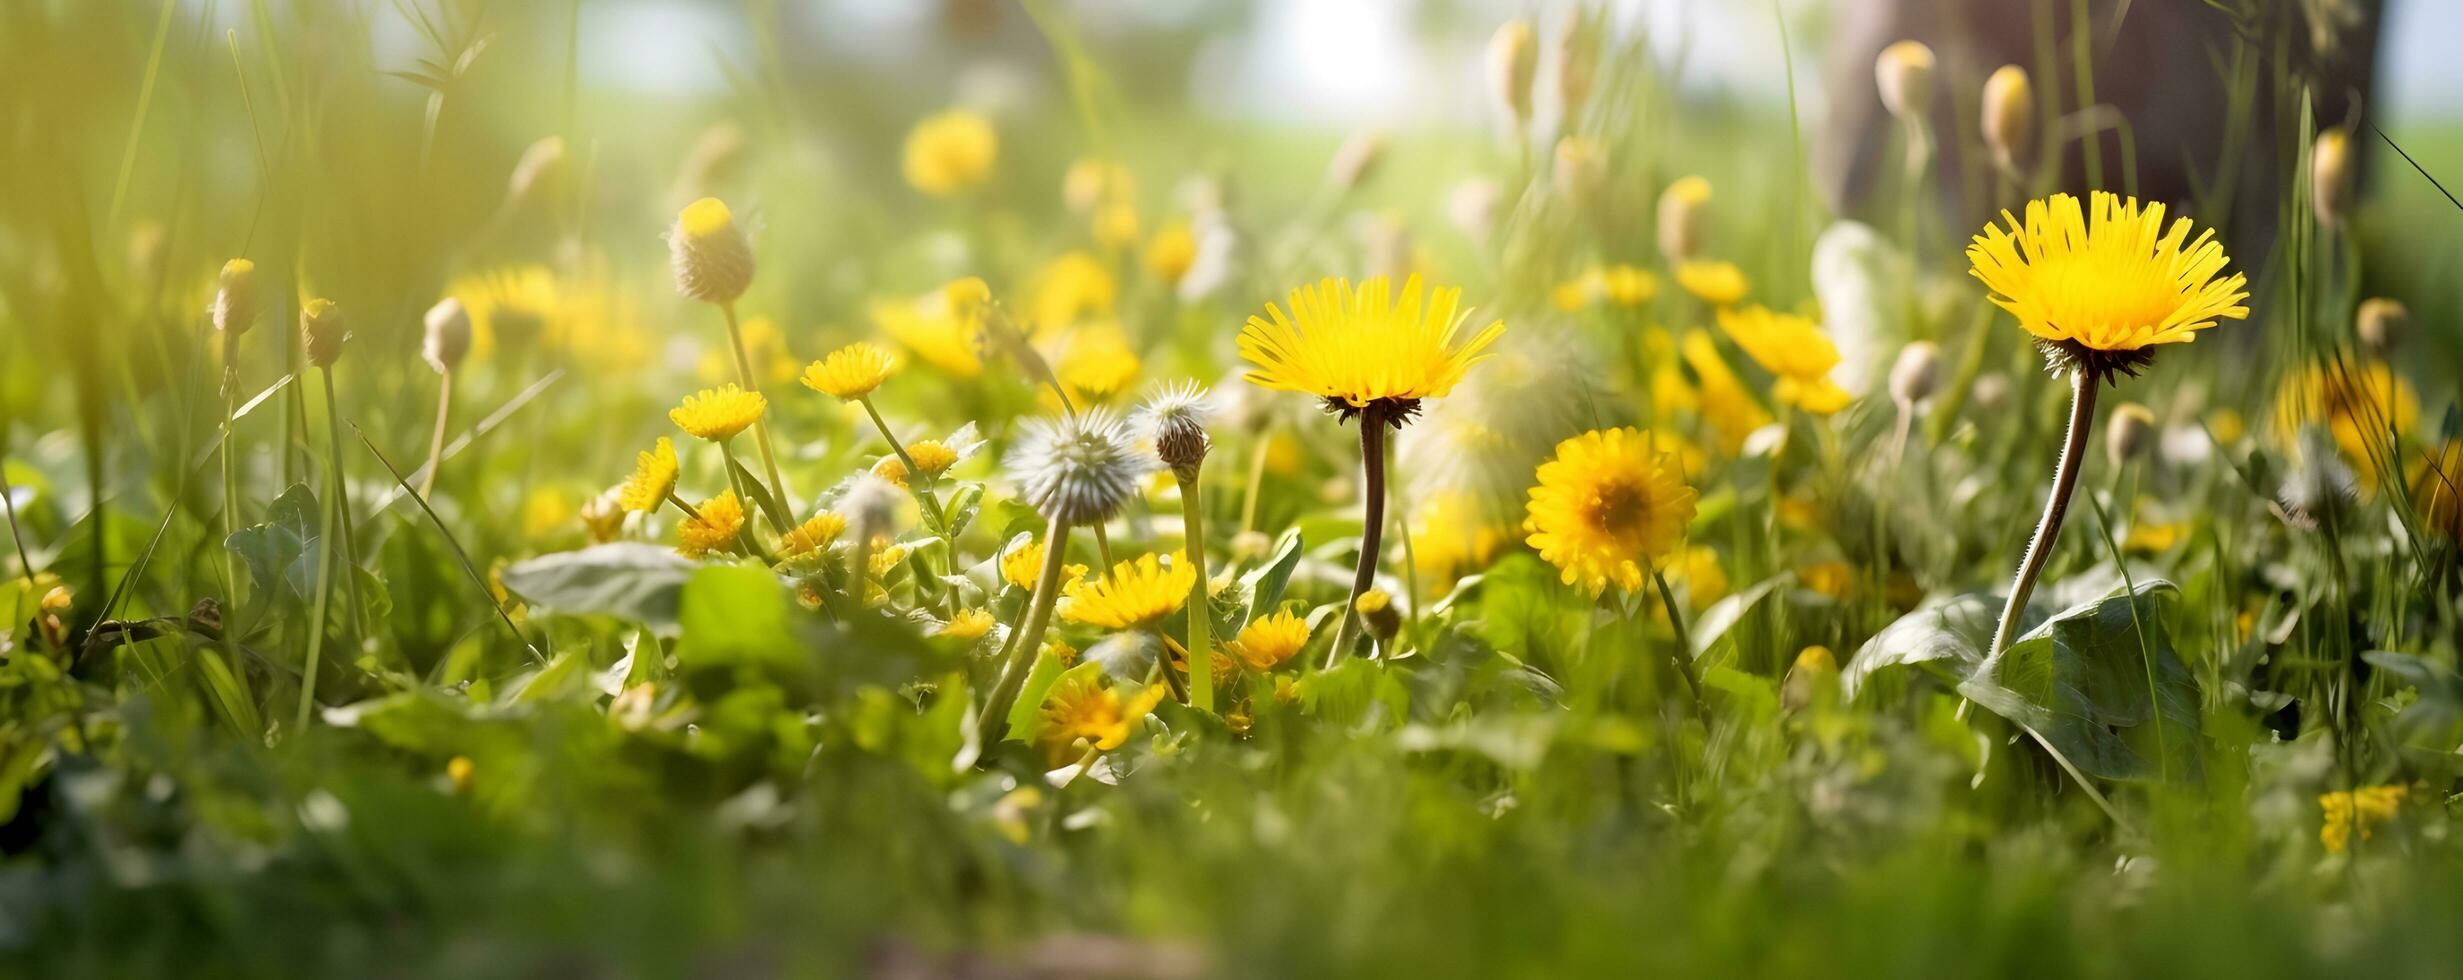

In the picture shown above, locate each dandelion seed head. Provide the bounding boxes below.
[1007,408,1156,526]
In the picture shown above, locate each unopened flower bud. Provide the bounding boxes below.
[669,197,756,305]
[1553,136,1606,202]
[301,297,347,368]
[1981,65,2034,174]
[2312,128,2353,227]
[2357,297,2407,355]
[580,489,626,544]
[422,297,472,375]
[1486,20,1537,125]
[1354,588,1401,643]
[1657,176,1711,264]
[1875,40,1936,123]
[1554,12,1601,121]
[2107,402,2156,468]
[1138,381,1215,483]
[1888,341,1941,410]
[1326,132,1386,193]
[212,259,259,336]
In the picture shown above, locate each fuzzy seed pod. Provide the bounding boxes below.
[1553,137,1606,203]
[422,297,473,375]
[300,297,347,368]
[1888,341,1941,410]
[2312,129,2353,227]
[1006,408,1158,526]
[1981,65,2033,174]
[1138,381,1215,483]
[1487,20,1538,125]
[1657,176,1711,264]
[1325,132,1387,193]
[2106,402,2156,468]
[2357,297,2407,355]
[669,197,756,305]
[1875,40,1936,123]
[842,471,906,546]
[212,259,259,336]
[1355,588,1401,643]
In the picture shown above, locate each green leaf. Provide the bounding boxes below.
[1293,657,1410,731]
[500,543,699,635]
[1690,573,1791,658]
[1842,592,2009,701]
[1956,579,2201,784]
[1239,528,1304,626]
[724,454,795,532]
[224,483,322,603]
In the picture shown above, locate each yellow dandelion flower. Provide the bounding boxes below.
[1029,251,1118,331]
[1040,673,1169,754]
[2273,360,2419,478]
[1667,545,1727,609]
[780,512,847,557]
[1681,331,1773,453]
[670,385,766,442]
[1001,539,1089,592]
[1230,609,1312,672]
[677,491,746,557]
[903,109,997,198]
[1525,428,1698,595]
[1238,274,1506,410]
[801,341,898,401]
[937,608,996,641]
[1048,325,1141,406]
[908,440,961,476]
[870,543,911,578]
[619,437,680,513]
[1551,274,1599,311]
[1600,265,1660,307]
[1967,191,2249,367]
[449,265,561,358]
[873,287,984,379]
[1674,260,1749,307]
[1061,552,1195,629]
[1800,560,1855,600]
[1716,305,1853,415]
[871,456,910,489]
[2320,785,2407,854]
[1145,221,1197,284]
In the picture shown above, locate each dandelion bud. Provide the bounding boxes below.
[1553,136,1606,203]
[669,197,756,305]
[1553,12,1601,121]
[1138,381,1215,483]
[300,297,347,368]
[506,136,566,205]
[422,297,472,375]
[1325,132,1386,193]
[1981,65,2033,173]
[1355,588,1401,644]
[1875,40,1936,123]
[447,756,476,793]
[2106,402,2156,468]
[2311,128,2353,227]
[1888,341,1941,410]
[2357,297,2407,355]
[1657,176,1711,264]
[1486,20,1538,125]
[212,259,259,336]
[580,489,626,544]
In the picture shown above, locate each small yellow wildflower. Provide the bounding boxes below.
[1029,251,1118,331]
[619,437,680,513]
[1145,221,1197,284]
[1717,305,1852,415]
[670,385,767,442]
[1674,260,1749,307]
[801,341,899,401]
[1001,539,1088,592]
[903,109,997,198]
[871,456,911,489]
[1230,609,1312,672]
[2320,785,2407,854]
[780,512,847,557]
[1040,672,1169,754]
[907,440,960,476]
[677,491,746,557]
[936,608,996,641]
[1525,428,1698,595]
[873,283,985,378]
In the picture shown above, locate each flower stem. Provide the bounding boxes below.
[978,518,1075,747]
[1239,428,1272,533]
[858,396,952,608]
[1987,368,2100,659]
[720,301,794,511]
[1323,416,1388,669]
[1650,569,1710,721]
[1178,473,1214,713]
[220,335,246,607]
[417,369,452,499]
[714,440,777,562]
[319,369,367,645]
